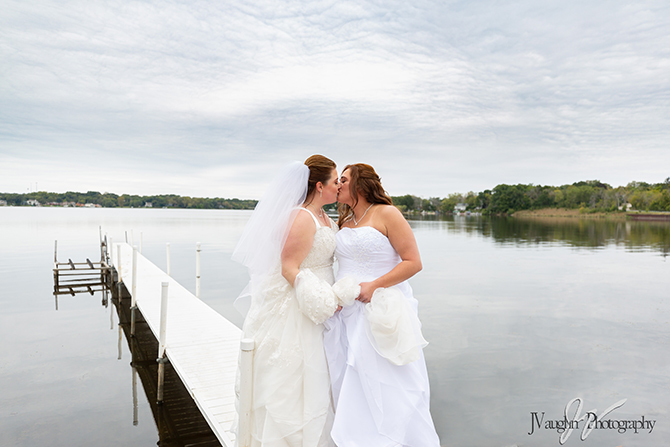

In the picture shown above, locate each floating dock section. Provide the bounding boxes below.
[114,242,241,447]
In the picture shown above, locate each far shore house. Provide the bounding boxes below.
[0,200,7,206]
[26,199,41,206]
[144,202,153,208]
[454,203,467,213]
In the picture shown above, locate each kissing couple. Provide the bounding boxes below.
[232,155,440,447]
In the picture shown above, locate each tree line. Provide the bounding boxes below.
[4,178,669,214]
[0,191,258,210]
[391,178,670,215]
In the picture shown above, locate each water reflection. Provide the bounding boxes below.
[2,208,668,447]
[409,214,670,446]
[411,215,670,255]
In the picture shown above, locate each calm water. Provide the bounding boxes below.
[1,208,668,447]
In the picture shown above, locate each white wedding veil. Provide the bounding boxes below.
[232,161,310,315]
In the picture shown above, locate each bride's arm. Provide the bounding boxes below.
[281,211,316,286]
[357,205,422,303]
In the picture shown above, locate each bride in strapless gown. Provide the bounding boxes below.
[324,164,440,447]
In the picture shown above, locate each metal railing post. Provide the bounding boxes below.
[166,243,171,277]
[117,247,123,283]
[238,338,255,447]
[130,245,138,337]
[196,242,201,298]
[157,282,169,404]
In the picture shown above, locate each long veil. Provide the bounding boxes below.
[232,161,309,315]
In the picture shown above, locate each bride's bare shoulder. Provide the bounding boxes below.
[288,208,317,232]
[377,204,404,220]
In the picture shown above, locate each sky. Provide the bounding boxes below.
[1,0,669,199]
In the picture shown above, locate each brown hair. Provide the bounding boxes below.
[338,163,393,227]
[304,154,336,203]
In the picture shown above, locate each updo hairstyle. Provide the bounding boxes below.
[338,163,393,227]
[304,154,337,203]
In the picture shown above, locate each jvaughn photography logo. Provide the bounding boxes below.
[528,397,656,445]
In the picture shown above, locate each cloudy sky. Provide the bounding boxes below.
[1,0,668,199]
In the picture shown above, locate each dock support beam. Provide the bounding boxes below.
[157,281,169,404]
[238,338,255,447]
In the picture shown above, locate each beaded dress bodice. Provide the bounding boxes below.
[335,226,401,282]
[300,217,337,280]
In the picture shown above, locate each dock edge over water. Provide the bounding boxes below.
[115,242,241,447]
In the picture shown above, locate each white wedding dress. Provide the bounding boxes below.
[241,209,337,447]
[324,226,441,447]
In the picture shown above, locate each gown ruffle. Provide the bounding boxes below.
[324,226,441,447]
[239,210,337,447]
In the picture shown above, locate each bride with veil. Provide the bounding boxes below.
[232,155,340,447]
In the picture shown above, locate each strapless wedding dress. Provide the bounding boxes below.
[241,209,336,447]
[324,226,440,447]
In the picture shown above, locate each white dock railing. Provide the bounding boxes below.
[114,241,255,447]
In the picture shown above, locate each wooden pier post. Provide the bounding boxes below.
[238,338,255,447]
[196,242,201,299]
[131,245,138,337]
[157,281,169,404]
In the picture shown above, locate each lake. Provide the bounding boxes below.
[1,207,668,447]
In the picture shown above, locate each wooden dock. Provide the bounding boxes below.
[114,242,241,447]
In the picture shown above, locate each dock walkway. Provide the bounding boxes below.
[115,242,241,447]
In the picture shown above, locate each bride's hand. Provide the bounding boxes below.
[356,281,377,303]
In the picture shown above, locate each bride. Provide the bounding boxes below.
[232,155,339,447]
[324,163,441,447]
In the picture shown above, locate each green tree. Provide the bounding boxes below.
[489,184,530,214]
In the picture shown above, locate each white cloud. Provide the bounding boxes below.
[1,0,669,197]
